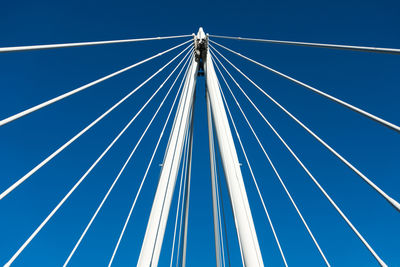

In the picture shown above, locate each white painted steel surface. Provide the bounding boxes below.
[0,40,191,128]
[210,44,400,213]
[205,49,264,267]
[0,44,192,201]
[209,34,400,55]
[206,92,223,267]
[210,47,387,267]
[138,57,199,267]
[181,106,195,267]
[210,41,400,134]
[0,35,192,53]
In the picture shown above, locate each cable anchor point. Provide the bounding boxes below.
[195,27,208,76]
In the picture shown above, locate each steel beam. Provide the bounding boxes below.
[138,56,199,266]
[205,47,264,267]
[207,91,223,267]
[180,103,195,267]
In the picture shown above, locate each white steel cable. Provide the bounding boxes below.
[144,57,197,266]
[215,164,227,267]
[210,48,388,267]
[209,34,400,55]
[175,128,190,267]
[169,127,189,267]
[208,59,258,267]
[0,44,192,201]
[146,62,195,266]
[210,44,400,213]
[210,113,227,267]
[210,40,400,134]
[4,48,192,267]
[207,93,226,267]
[211,55,288,267]
[107,54,193,267]
[0,39,192,127]
[208,80,247,267]
[0,34,193,53]
[180,104,195,267]
[168,57,194,267]
[63,50,193,266]
[212,53,329,266]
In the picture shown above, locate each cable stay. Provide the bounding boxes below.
[210,44,400,213]
[215,149,232,267]
[215,162,230,267]
[4,48,192,267]
[137,46,199,266]
[213,123,231,267]
[0,39,191,128]
[148,90,192,267]
[169,126,190,267]
[210,47,387,267]
[63,51,193,266]
[179,97,195,267]
[0,34,193,53]
[174,125,190,267]
[212,54,330,266]
[209,34,400,55]
[207,94,228,267]
[108,54,193,266]
[209,40,400,134]
[0,44,191,201]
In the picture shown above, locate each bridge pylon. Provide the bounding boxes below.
[138,27,264,267]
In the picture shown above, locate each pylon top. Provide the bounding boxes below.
[194,27,208,75]
[197,27,206,40]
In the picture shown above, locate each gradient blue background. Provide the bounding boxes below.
[0,0,399,266]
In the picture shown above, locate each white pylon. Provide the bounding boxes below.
[138,28,264,267]
[137,54,199,266]
[205,41,264,266]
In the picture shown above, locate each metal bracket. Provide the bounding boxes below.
[194,27,208,76]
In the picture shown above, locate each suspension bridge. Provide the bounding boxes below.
[0,27,399,266]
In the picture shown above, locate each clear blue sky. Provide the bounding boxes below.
[0,0,399,266]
